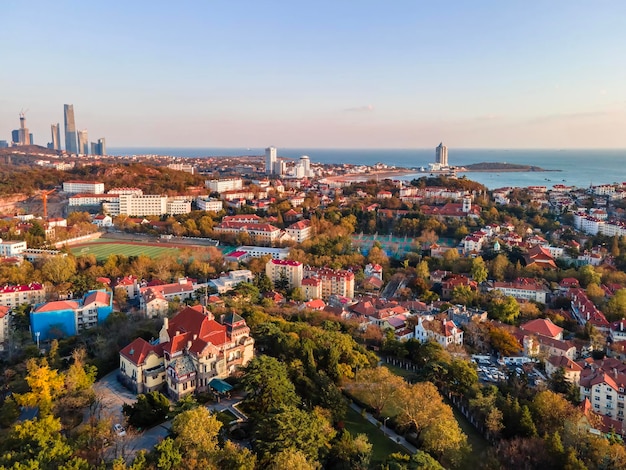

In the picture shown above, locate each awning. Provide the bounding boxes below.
[208,378,233,394]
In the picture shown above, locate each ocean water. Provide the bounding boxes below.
[108,147,626,190]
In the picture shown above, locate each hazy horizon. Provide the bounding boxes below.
[3,1,626,148]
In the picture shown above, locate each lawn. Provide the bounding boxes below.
[70,239,181,261]
[343,406,406,467]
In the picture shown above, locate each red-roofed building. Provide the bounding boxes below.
[285,219,312,243]
[569,288,610,331]
[266,259,303,290]
[119,305,254,399]
[520,318,564,340]
[545,355,582,384]
[0,283,46,308]
[524,245,557,269]
[441,275,478,300]
[303,266,355,299]
[415,316,463,348]
[138,278,199,315]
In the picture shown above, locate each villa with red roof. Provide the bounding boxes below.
[119,305,254,399]
[415,316,463,348]
[138,278,199,315]
[285,219,312,243]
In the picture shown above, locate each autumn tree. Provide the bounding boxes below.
[352,366,405,416]
[15,358,65,417]
[172,407,221,455]
[267,448,318,470]
[396,382,467,457]
[470,256,488,283]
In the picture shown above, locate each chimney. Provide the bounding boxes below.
[622,321,624,332]
[187,340,192,350]
[163,317,169,329]
[193,334,197,340]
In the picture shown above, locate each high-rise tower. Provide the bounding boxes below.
[18,111,30,145]
[97,137,106,156]
[265,146,277,175]
[51,123,61,150]
[78,130,89,155]
[64,104,78,153]
[435,142,448,167]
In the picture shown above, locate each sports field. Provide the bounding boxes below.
[70,238,182,261]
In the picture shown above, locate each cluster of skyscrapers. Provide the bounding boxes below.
[50,104,106,155]
[265,146,314,178]
[1,104,106,156]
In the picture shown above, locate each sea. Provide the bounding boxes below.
[107,147,626,190]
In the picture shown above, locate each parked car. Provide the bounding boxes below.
[114,424,126,437]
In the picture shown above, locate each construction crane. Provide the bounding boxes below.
[40,189,56,219]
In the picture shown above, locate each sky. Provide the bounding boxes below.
[1,1,626,149]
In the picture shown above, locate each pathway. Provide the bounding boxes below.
[349,403,418,454]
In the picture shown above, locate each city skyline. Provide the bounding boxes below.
[2,1,626,149]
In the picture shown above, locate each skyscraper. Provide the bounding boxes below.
[90,138,106,156]
[265,146,277,175]
[435,142,448,167]
[97,137,106,156]
[51,123,61,150]
[64,104,78,154]
[78,130,89,155]
[11,130,19,145]
[18,111,30,145]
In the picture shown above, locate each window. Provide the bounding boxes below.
[594,404,600,409]
[595,396,601,401]
[607,395,613,400]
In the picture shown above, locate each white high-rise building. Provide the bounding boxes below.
[265,146,277,175]
[300,155,311,176]
[435,142,448,167]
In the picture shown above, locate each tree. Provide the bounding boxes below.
[489,295,520,323]
[416,260,430,280]
[216,441,257,470]
[241,355,299,415]
[122,391,170,428]
[532,390,577,436]
[328,431,372,470]
[446,359,478,396]
[154,437,183,470]
[395,382,466,457]
[0,415,73,469]
[490,254,510,281]
[41,255,77,285]
[267,448,318,470]
[470,256,488,283]
[15,358,65,417]
[606,289,626,321]
[579,265,601,288]
[352,366,405,416]
[254,406,336,465]
[171,407,222,457]
[488,326,521,356]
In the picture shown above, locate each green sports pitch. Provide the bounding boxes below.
[70,239,181,261]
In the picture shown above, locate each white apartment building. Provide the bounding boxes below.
[206,178,243,193]
[266,259,303,290]
[209,270,254,294]
[237,246,290,260]
[196,197,223,212]
[488,279,551,303]
[167,163,195,174]
[0,240,27,257]
[285,219,312,243]
[580,371,626,421]
[62,180,105,194]
[166,198,192,215]
[0,283,46,308]
[0,306,9,350]
[69,194,117,207]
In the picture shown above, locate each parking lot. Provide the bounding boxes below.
[472,355,547,386]
[92,370,137,422]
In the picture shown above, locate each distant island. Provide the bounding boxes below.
[462,162,559,172]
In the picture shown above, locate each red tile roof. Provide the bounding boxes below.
[33,300,80,313]
[120,337,163,366]
[521,318,563,339]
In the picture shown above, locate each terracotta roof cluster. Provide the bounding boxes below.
[120,337,163,366]
[524,245,557,269]
[569,288,609,328]
[287,220,311,230]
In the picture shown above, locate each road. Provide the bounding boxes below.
[92,369,247,460]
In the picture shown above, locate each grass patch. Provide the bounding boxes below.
[382,363,419,382]
[215,409,238,426]
[71,240,181,261]
[446,398,490,468]
[343,406,406,467]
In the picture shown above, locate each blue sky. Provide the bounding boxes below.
[1,1,626,148]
